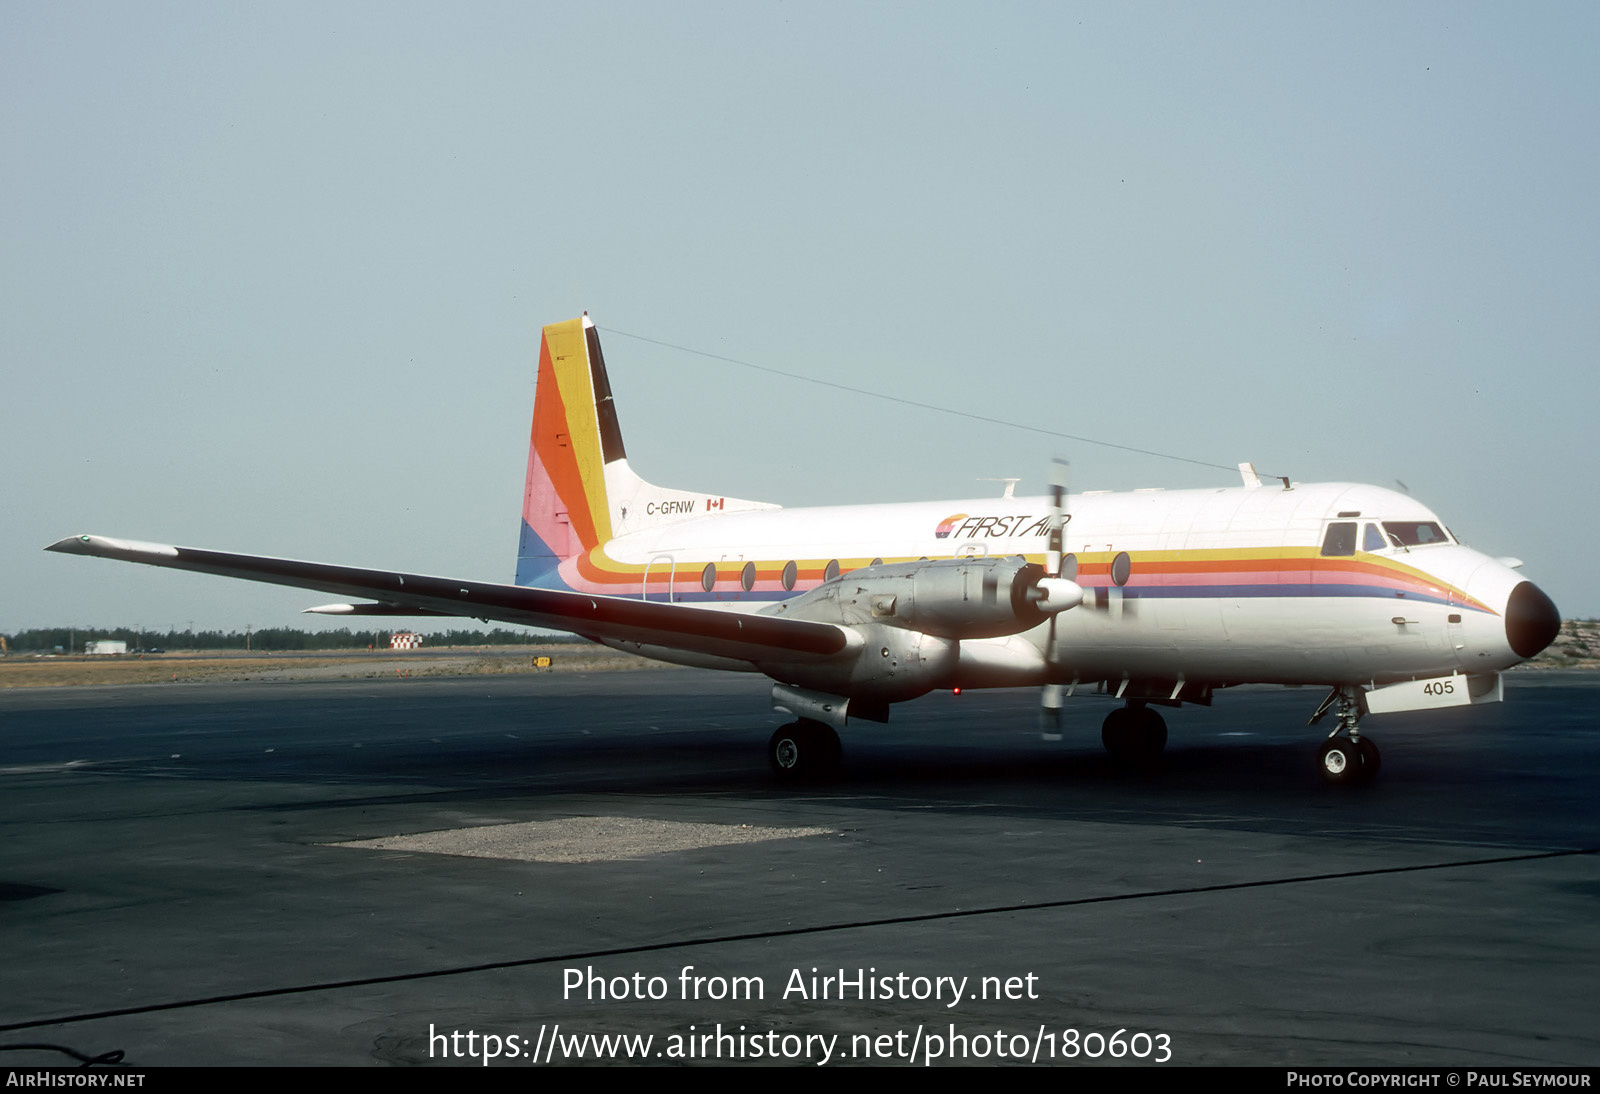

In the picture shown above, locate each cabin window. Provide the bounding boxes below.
[781,560,797,591]
[700,562,717,592]
[1061,553,1078,580]
[823,559,840,582]
[1321,522,1357,557]
[1363,523,1386,552]
[1111,551,1132,587]
[1383,521,1448,547]
[740,561,756,592]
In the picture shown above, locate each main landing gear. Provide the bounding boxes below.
[1308,686,1381,786]
[768,719,842,780]
[1101,702,1167,768]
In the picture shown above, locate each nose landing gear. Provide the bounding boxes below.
[1308,686,1380,785]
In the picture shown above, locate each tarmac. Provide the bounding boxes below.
[1,668,1596,1066]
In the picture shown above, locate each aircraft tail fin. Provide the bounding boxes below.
[516,316,778,586]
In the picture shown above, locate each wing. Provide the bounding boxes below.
[44,535,852,664]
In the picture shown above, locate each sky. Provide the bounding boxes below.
[4,1,1597,634]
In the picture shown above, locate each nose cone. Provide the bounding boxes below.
[1505,581,1560,660]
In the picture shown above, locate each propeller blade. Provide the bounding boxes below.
[1042,458,1069,739]
[1041,682,1063,742]
[1046,458,1067,579]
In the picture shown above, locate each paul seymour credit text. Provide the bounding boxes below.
[428,965,1174,1065]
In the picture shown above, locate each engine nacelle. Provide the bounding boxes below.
[758,621,959,704]
[758,557,1080,704]
[768,556,1064,639]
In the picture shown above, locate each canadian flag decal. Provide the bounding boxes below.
[707,497,725,510]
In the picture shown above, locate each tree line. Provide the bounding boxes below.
[2,626,569,653]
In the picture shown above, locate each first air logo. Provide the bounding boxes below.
[934,513,1062,540]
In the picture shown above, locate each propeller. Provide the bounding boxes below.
[1041,459,1069,741]
[1068,543,1135,622]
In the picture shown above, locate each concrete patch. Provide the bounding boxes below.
[330,816,836,863]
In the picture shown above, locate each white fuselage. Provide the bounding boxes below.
[544,480,1532,689]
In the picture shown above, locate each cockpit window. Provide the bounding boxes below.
[1363,523,1386,552]
[1382,521,1449,547]
[1320,522,1357,557]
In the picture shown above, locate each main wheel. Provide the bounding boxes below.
[1102,705,1166,768]
[1134,706,1168,762]
[768,720,841,779]
[1101,706,1135,762]
[1317,737,1367,785]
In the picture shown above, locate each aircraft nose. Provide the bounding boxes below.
[1505,580,1560,660]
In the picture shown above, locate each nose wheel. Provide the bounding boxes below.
[1309,686,1380,785]
[1317,736,1379,785]
[1355,736,1381,778]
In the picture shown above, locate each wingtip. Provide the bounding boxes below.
[45,534,179,558]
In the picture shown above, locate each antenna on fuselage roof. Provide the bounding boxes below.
[1239,462,1292,490]
[978,478,1020,499]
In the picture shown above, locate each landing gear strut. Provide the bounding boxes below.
[768,719,842,780]
[1102,702,1167,768]
[1308,686,1380,785]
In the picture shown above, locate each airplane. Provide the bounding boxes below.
[48,315,1561,785]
